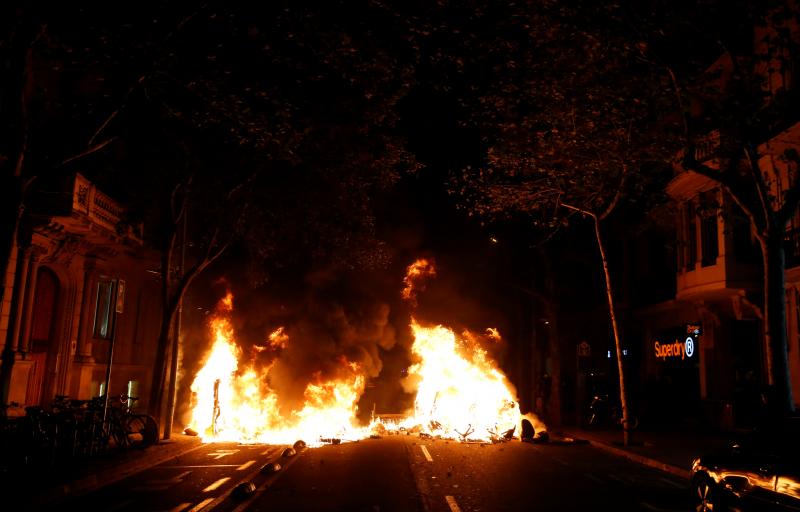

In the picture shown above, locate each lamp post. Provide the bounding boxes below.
[102,278,125,426]
[164,211,186,439]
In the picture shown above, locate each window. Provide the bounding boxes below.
[700,212,719,267]
[686,203,698,269]
[93,280,114,339]
[699,191,719,267]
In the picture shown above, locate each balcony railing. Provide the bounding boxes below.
[692,130,722,162]
[71,174,143,243]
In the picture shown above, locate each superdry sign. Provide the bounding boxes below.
[654,338,696,360]
[653,324,700,361]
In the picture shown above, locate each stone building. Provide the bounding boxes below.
[0,173,161,410]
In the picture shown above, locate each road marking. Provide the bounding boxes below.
[260,448,271,455]
[208,449,239,460]
[237,460,256,471]
[169,504,192,512]
[420,445,433,462]
[445,495,462,512]
[203,477,231,492]
[551,456,570,467]
[188,498,215,512]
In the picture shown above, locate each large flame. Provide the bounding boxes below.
[187,260,542,446]
[399,320,522,441]
[187,294,370,445]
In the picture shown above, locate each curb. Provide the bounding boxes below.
[30,436,205,509]
[580,437,691,480]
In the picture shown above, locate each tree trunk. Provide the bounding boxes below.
[761,231,795,415]
[542,256,562,427]
[592,216,632,446]
[0,176,24,310]
[149,228,177,424]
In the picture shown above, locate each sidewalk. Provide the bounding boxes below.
[5,431,204,510]
[555,424,738,479]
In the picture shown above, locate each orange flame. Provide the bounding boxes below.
[187,295,370,445]
[399,320,522,441]
[187,260,544,446]
[267,327,289,350]
[401,258,436,304]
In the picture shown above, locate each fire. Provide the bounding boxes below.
[187,297,370,445]
[186,258,542,446]
[267,327,288,350]
[400,320,522,441]
[401,258,436,303]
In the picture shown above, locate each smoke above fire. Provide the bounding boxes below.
[186,258,541,444]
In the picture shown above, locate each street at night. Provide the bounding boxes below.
[3,1,800,511]
[59,435,691,512]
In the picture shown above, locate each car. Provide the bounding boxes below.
[690,416,800,511]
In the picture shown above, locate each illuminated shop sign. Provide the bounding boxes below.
[654,324,700,361]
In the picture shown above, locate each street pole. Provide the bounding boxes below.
[164,210,186,439]
[102,279,123,427]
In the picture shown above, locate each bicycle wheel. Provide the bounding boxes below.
[125,414,159,449]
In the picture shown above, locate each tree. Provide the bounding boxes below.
[104,1,419,429]
[406,1,679,444]
[628,0,800,415]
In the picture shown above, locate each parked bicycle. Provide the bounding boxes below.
[99,394,159,451]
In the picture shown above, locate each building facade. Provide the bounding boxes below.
[630,4,800,429]
[0,174,161,411]
[633,127,800,430]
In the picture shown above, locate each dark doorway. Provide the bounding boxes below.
[27,267,59,405]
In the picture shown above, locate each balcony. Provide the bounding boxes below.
[70,174,143,244]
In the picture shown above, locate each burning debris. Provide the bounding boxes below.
[185,258,545,447]
[396,321,524,442]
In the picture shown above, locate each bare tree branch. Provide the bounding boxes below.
[61,137,118,166]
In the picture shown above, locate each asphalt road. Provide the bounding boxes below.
[57,435,693,512]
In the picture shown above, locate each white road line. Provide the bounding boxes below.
[169,504,192,512]
[237,460,256,471]
[188,498,215,512]
[208,449,239,460]
[203,477,231,492]
[260,448,271,455]
[445,495,462,512]
[420,445,433,462]
[173,470,193,480]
